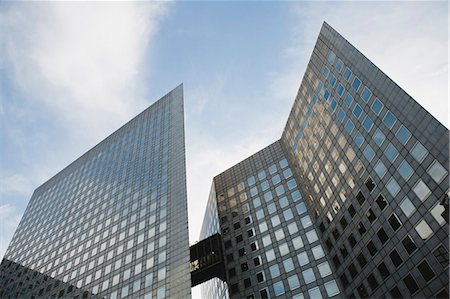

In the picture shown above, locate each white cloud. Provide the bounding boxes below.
[0,174,34,196]
[0,204,22,258]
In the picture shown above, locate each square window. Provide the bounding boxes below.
[367,273,379,291]
[330,99,338,111]
[302,268,316,284]
[363,145,375,162]
[376,194,388,210]
[328,51,336,64]
[244,278,251,288]
[283,258,295,273]
[345,119,355,134]
[361,86,372,102]
[399,160,413,181]
[318,262,332,277]
[415,219,433,239]
[336,59,343,72]
[413,179,431,201]
[358,222,367,235]
[337,83,345,97]
[348,263,357,278]
[367,241,377,256]
[344,68,352,81]
[403,274,419,295]
[388,214,402,231]
[324,280,340,297]
[308,286,323,299]
[306,230,318,243]
[389,249,403,268]
[354,132,364,148]
[386,178,401,197]
[385,143,399,162]
[298,252,310,266]
[344,93,354,107]
[266,249,275,262]
[337,108,345,122]
[417,260,435,282]
[362,116,374,132]
[383,111,397,129]
[390,287,402,298]
[433,245,449,267]
[430,203,446,225]
[427,160,448,184]
[253,256,261,266]
[365,177,375,192]
[357,252,367,268]
[312,245,325,259]
[352,77,361,91]
[374,160,387,178]
[269,264,280,278]
[402,235,417,254]
[366,208,376,223]
[373,128,386,146]
[257,272,265,282]
[287,274,300,290]
[241,262,249,272]
[279,242,289,255]
[292,236,304,250]
[400,197,415,217]
[377,262,390,280]
[377,227,389,244]
[411,141,429,163]
[396,125,411,145]
[371,98,383,115]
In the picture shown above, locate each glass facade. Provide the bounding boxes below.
[0,85,191,299]
[201,22,448,299]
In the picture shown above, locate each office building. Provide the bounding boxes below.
[0,85,191,299]
[200,22,449,298]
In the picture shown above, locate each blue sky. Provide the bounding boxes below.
[0,1,448,297]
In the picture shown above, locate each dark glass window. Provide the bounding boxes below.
[257,272,264,283]
[389,214,401,231]
[236,235,243,243]
[230,283,239,294]
[253,256,261,267]
[245,216,252,225]
[417,260,435,282]
[348,204,356,217]
[352,77,361,91]
[239,248,246,257]
[433,245,449,267]
[319,222,326,233]
[332,228,340,240]
[376,194,387,210]
[247,229,254,238]
[389,249,403,268]
[367,273,379,291]
[340,245,349,258]
[358,222,367,235]
[357,252,367,268]
[221,216,228,223]
[333,255,341,268]
[244,278,251,288]
[241,262,249,272]
[348,263,358,278]
[234,222,241,230]
[357,283,369,298]
[340,273,349,286]
[367,241,377,256]
[377,262,390,280]
[326,238,333,250]
[226,253,234,263]
[436,289,449,299]
[403,274,419,294]
[353,104,363,118]
[357,191,366,205]
[225,240,232,249]
[348,234,357,248]
[377,228,389,244]
[260,289,269,299]
[390,286,403,299]
[229,268,236,278]
[250,242,257,251]
[402,236,417,255]
[366,208,376,223]
[365,177,375,192]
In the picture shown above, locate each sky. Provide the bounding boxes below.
[0,1,448,298]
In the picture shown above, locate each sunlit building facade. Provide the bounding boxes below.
[0,85,191,299]
[200,22,449,299]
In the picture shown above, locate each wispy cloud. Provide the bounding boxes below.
[0,2,170,258]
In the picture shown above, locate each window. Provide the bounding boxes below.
[344,68,352,81]
[287,275,300,290]
[260,289,269,299]
[283,258,295,273]
[383,111,396,129]
[312,245,325,259]
[324,280,340,297]
[413,180,431,201]
[388,214,402,231]
[348,263,357,278]
[239,248,246,257]
[371,98,383,115]
[400,197,415,217]
[302,268,316,284]
[411,141,428,163]
[345,119,355,134]
[389,249,403,268]
[298,252,309,266]
[374,160,387,178]
[427,160,448,184]
[308,286,323,299]
[430,203,446,225]
[363,145,375,162]
[433,245,449,267]
[415,219,433,239]
[396,125,411,145]
[266,249,275,262]
[352,77,361,91]
[336,59,343,72]
[361,86,372,102]
[244,278,251,288]
[348,234,357,247]
[337,83,345,97]
[367,273,379,291]
[402,235,417,254]
[385,143,399,162]
[377,262,390,280]
[357,252,367,268]
[257,272,265,283]
[337,108,345,122]
[398,160,413,181]
[357,284,369,298]
[362,116,374,132]
[373,128,385,146]
[348,204,356,217]
[269,264,280,278]
[390,287,403,299]
[358,222,366,235]
[354,132,364,148]
[403,274,419,295]
[234,222,241,230]
[344,93,354,107]
[328,51,336,64]
[386,178,400,197]
[377,227,389,244]
[330,98,338,111]
[279,242,289,255]
[376,194,388,210]
[417,260,435,282]
[253,256,261,266]
[365,177,375,192]
[367,241,377,256]
[241,262,249,272]
[318,262,332,278]
[366,208,376,223]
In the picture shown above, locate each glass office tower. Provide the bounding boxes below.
[0,85,191,299]
[200,22,449,298]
